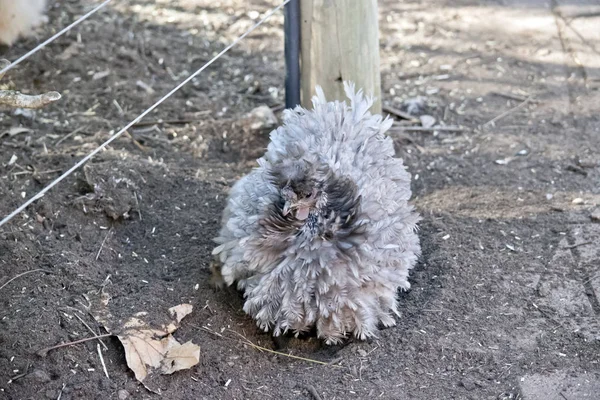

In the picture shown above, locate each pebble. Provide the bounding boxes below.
[245,105,278,131]
[538,282,551,297]
[591,208,600,222]
[572,198,584,205]
[118,389,130,400]
[419,115,436,128]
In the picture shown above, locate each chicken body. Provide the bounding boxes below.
[0,0,46,46]
[212,83,421,344]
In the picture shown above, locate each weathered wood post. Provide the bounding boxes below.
[300,0,382,114]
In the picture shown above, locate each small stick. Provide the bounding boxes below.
[0,269,52,291]
[96,228,113,261]
[583,272,599,285]
[74,313,108,350]
[389,125,465,132]
[564,241,592,249]
[383,105,419,122]
[123,130,148,152]
[490,91,529,102]
[57,383,66,400]
[37,333,113,357]
[55,126,87,147]
[132,119,194,128]
[0,90,61,109]
[271,103,286,112]
[482,97,532,128]
[133,192,142,221]
[97,343,110,379]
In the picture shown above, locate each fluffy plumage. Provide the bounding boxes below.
[0,0,46,46]
[212,82,421,344]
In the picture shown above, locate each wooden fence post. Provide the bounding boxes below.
[300,0,382,114]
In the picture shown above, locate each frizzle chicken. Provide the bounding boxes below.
[212,82,421,344]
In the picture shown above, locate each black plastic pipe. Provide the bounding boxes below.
[284,0,301,109]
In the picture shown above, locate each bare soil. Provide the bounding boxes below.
[1,0,599,399]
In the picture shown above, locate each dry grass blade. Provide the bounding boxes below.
[226,329,343,368]
[482,97,532,128]
[0,269,53,291]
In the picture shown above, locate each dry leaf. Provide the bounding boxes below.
[161,336,201,374]
[169,304,193,323]
[91,296,199,393]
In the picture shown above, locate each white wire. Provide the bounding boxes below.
[0,0,113,77]
[0,0,291,228]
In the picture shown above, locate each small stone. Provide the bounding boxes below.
[460,377,477,391]
[245,105,278,131]
[572,198,584,205]
[590,208,600,222]
[419,115,436,128]
[28,369,51,383]
[117,389,130,400]
[538,282,551,297]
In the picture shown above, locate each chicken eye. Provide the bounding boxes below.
[304,191,313,198]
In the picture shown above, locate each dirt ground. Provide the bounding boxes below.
[1,0,599,399]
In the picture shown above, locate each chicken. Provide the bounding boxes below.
[0,0,47,46]
[212,82,421,344]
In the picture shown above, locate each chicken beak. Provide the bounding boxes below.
[282,201,292,216]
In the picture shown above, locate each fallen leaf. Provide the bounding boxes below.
[169,304,193,323]
[91,296,199,393]
[161,336,201,374]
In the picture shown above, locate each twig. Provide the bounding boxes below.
[0,90,61,109]
[531,302,566,330]
[132,118,199,128]
[74,314,108,350]
[564,241,592,249]
[55,126,87,147]
[123,130,148,152]
[583,272,599,285]
[226,329,343,368]
[490,91,529,102]
[133,192,142,221]
[97,343,110,379]
[96,228,113,261]
[482,97,532,128]
[57,383,66,400]
[0,269,52,291]
[270,103,286,113]
[37,333,113,357]
[301,384,323,400]
[383,105,419,122]
[389,125,465,133]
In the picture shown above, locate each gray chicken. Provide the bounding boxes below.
[212,82,421,344]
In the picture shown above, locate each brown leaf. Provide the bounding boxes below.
[91,296,200,393]
[168,304,193,323]
[160,336,201,374]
